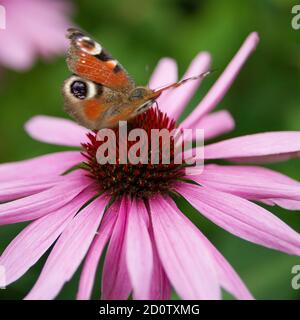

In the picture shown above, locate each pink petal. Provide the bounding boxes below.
[0,151,84,182]
[25,116,90,147]
[125,198,153,300]
[0,177,60,202]
[101,197,132,300]
[25,194,109,300]
[149,194,251,300]
[194,229,253,300]
[263,199,300,211]
[0,1,36,70]
[149,227,172,300]
[0,190,94,286]
[149,195,220,300]
[148,58,178,107]
[177,183,300,255]
[0,174,91,225]
[182,110,235,140]
[148,58,178,89]
[15,0,70,58]
[204,132,300,162]
[161,52,211,120]
[181,32,259,128]
[0,0,72,70]
[0,23,36,70]
[190,164,300,201]
[77,201,119,300]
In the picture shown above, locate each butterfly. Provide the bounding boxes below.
[62,28,210,130]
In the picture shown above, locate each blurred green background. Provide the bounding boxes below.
[1,0,300,300]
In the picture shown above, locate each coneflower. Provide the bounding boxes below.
[1,32,300,300]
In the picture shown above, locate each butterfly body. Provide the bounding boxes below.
[62,28,210,130]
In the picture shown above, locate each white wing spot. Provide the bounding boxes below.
[77,36,102,55]
[107,60,118,68]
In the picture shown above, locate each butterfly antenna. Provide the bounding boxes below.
[153,69,216,96]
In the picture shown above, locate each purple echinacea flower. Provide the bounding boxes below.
[1,32,300,300]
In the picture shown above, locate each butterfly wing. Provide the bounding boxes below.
[66,28,135,92]
[63,29,138,129]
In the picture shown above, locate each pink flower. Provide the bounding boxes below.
[0,0,73,70]
[1,32,300,300]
